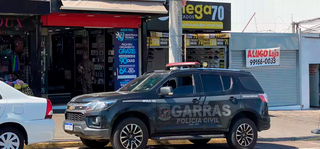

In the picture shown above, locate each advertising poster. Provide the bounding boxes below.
[114,28,139,90]
[246,47,280,68]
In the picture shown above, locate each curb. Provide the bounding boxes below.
[26,138,227,149]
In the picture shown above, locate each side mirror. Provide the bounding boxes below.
[160,86,173,96]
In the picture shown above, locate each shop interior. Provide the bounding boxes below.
[309,64,320,107]
[0,32,30,86]
[0,16,37,96]
[186,47,226,68]
[44,27,116,101]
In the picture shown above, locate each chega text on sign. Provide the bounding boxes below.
[247,49,279,58]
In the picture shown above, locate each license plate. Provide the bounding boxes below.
[65,123,73,131]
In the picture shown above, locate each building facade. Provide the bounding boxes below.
[40,0,167,102]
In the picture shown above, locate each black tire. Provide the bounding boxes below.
[189,139,211,145]
[111,117,149,149]
[0,127,24,149]
[80,138,109,148]
[226,118,258,149]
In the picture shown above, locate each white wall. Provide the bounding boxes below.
[191,0,320,33]
[300,34,320,109]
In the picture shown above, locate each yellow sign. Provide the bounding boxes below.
[147,37,160,46]
[182,21,223,29]
[150,32,163,38]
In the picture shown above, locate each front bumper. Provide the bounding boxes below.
[63,120,111,140]
[258,116,271,131]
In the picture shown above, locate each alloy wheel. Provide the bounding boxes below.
[120,124,143,149]
[236,123,254,147]
[0,132,20,149]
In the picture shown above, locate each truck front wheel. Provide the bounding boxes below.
[111,117,149,149]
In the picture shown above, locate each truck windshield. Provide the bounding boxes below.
[119,73,167,92]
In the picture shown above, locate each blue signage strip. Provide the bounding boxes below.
[114,28,139,90]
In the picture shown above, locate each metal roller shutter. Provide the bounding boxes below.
[230,50,299,107]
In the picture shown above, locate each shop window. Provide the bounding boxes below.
[0,34,32,95]
[201,75,223,93]
[163,75,194,95]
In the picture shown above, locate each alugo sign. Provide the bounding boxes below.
[182,1,231,30]
[246,47,280,68]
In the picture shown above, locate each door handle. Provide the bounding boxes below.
[229,96,236,102]
[192,98,200,104]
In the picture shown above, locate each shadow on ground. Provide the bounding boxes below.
[258,136,320,142]
[57,143,298,149]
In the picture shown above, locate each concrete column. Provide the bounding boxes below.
[169,0,183,63]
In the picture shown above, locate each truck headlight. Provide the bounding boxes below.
[86,100,116,111]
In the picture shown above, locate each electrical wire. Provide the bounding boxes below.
[274,16,287,32]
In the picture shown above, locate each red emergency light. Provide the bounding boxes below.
[166,62,200,69]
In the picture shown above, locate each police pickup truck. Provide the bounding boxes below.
[64,62,270,149]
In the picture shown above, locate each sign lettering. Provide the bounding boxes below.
[246,47,280,68]
[0,19,23,28]
[181,2,231,30]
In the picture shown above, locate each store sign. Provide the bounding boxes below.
[148,32,229,47]
[147,1,231,31]
[114,28,139,90]
[147,37,169,46]
[182,2,231,30]
[0,18,23,28]
[185,33,229,46]
[0,17,36,32]
[310,65,318,75]
[246,47,280,68]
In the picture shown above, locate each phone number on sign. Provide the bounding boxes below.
[250,58,276,65]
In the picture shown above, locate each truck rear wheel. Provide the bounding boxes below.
[111,117,149,149]
[226,118,258,149]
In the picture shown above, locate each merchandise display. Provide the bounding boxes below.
[186,48,225,68]
[0,35,30,94]
[0,74,33,96]
[89,30,106,88]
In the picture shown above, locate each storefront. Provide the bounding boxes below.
[147,32,230,71]
[0,0,50,97]
[40,0,167,102]
[145,1,231,71]
[229,33,300,108]
[300,33,320,109]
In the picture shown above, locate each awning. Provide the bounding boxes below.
[0,0,50,15]
[60,0,168,14]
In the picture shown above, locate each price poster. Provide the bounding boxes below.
[246,47,280,68]
[114,28,139,90]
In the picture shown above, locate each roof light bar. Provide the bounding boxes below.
[166,62,200,69]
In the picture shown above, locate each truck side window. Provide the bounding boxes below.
[163,75,194,95]
[201,75,223,92]
[221,76,232,90]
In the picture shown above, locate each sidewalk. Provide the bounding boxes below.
[50,110,320,148]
